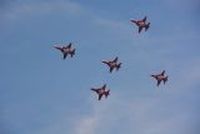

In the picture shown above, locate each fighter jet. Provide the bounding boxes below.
[91,84,110,100]
[130,16,150,33]
[151,70,168,87]
[54,42,75,59]
[102,57,122,73]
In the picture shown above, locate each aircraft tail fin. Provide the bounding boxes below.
[105,90,110,98]
[163,76,168,84]
[116,63,122,71]
[71,49,75,57]
[145,22,150,31]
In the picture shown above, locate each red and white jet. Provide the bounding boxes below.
[102,57,122,73]
[130,16,150,33]
[151,70,168,87]
[54,42,75,59]
[91,84,110,101]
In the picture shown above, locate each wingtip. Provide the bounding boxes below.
[91,88,95,92]
[102,60,107,64]
[130,19,136,23]
[151,75,155,78]
[53,45,58,48]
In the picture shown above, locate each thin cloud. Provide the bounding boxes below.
[75,115,97,134]
[1,1,199,134]
[1,1,84,20]
[72,59,200,134]
[162,0,200,12]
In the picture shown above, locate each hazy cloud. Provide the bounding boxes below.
[1,0,84,20]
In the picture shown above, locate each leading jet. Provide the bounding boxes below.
[54,42,75,59]
[151,70,168,87]
[102,57,122,73]
[91,84,110,101]
[130,16,150,33]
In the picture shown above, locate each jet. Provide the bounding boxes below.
[91,84,110,101]
[102,57,122,73]
[151,70,168,87]
[54,42,75,59]
[130,16,150,33]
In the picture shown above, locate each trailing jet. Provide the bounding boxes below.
[91,84,110,101]
[130,16,150,33]
[54,42,75,59]
[151,70,168,87]
[102,57,122,73]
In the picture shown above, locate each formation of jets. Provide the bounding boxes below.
[91,84,110,100]
[53,16,169,101]
[54,42,75,59]
[102,57,122,73]
[130,16,150,33]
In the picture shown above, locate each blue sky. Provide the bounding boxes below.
[0,0,200,134]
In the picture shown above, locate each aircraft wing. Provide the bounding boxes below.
[102,84,107,89]
[113,57,118,62]
[54,46,63,51]
[157,80,161,87]
[63,53,68,59]
[98,94,103,100]
[161,70,165,76]
[67,43,72,48]
[109,67,114,73]
[143,16,147,22]
[138,26,143,33]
